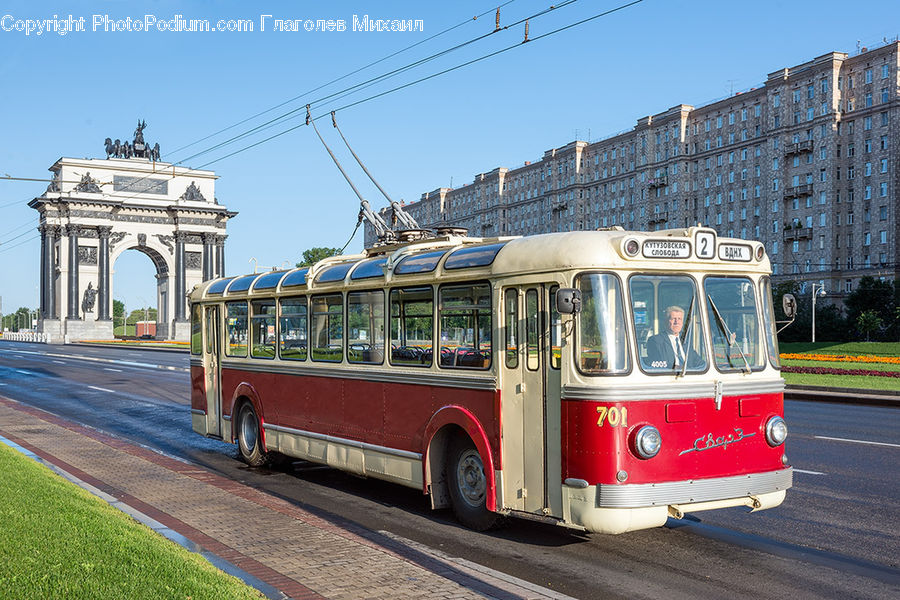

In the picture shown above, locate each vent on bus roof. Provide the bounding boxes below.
[444,242,507,270]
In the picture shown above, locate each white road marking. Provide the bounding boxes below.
[53,360,66,364]
[88,385,115,394]
[814,435,900,449]
[103,368,123,372]
[15,369,31,375]
[793,468,826,475]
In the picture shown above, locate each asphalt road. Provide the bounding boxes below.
[0,340,897,599]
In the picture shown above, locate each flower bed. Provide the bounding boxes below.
[781,365,900,378]
[780,353,900,365]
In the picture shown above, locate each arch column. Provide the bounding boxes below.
[97,226,112,321]
[215,234,227,278]
[174,231,187,321]
[65,225,80,319]
[202,232,216,281]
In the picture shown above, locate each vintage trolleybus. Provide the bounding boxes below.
[189,226,791,533]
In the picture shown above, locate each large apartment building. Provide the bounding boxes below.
[366,42,900,296]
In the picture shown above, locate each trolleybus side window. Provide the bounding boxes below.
[389,286,434,367]
[630,275,708,374]
[575,273,630,374]
[704,277,764,372]
[190,304,202,355]
[250,300,276,359]
[279,297,308,361]
[439,283,491,370]
[311,294,343,362]
[505,289,519,368]
[225,301,248,358]
[549,285,561,369]
[760,276,781,369]
[347,290,385,365]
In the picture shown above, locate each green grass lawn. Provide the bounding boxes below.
[780,341,900,357]
[781,372,900,391]
[0,444,263,600]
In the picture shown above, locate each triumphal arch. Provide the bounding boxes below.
[30,121,236,342]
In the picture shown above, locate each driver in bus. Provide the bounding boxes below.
[646,305,693,369]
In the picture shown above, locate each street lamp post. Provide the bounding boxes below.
[811,283,826,343]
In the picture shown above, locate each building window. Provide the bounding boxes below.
[881,231,887,244]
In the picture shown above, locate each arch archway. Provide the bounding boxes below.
[112,244,170,339]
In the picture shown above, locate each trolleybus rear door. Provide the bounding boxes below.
[204,305,222,438]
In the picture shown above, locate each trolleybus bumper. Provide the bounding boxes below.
[561,468,792,534]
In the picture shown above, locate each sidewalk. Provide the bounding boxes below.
[0,397,570,600]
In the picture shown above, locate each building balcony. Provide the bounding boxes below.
[647,176,668,189]
[648,211,669,226]
[551,200,568,212]
[784,140,813,156]
[783,184,813,199]
[783,226,813,241]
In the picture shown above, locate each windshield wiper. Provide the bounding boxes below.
[677,295,695,378]
[706,294,751,374]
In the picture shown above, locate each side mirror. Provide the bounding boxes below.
[782,293,797,319]
[556,288,582,314]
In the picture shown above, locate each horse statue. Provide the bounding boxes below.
[104,138,117,158]
[151,142,161,161]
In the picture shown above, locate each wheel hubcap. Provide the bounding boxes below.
[240,409,257,452]
[456,449,486,507]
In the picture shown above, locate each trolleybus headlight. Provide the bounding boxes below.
[765,416,788,446]
[756,245,765,261]
[633,425,662,459]
[625,239,640,256]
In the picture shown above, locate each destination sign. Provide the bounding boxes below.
[718,243,752,262]
[113,175,168,195]
[642,240,690,259]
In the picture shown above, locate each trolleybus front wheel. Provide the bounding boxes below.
[447,436,499,531]
[237,402,267,467]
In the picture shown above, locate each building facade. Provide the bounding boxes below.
[367,43,900,297]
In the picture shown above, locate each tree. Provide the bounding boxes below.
[297,247,342,268]
[844,277,894,340]
[856,310,883,342]
[2,307,32,332]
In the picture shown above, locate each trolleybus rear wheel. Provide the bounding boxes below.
[237,403,267,467]
[447,436,499,530]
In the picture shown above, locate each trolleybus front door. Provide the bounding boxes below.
[203,305,222,438]
[503,285,549,514]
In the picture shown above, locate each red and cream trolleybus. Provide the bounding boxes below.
[189,226,792,533]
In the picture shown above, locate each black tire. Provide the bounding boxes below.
[236,402,267,467]
[447,436,500,531]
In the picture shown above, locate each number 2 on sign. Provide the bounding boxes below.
[596,406,627,427]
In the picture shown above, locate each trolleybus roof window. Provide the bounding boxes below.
[281,267,310,288]
[395,250,448,275]
[350,257,388,280]
[226,274,258,294]
[252,270,288,291]
[207,277,236,296]
[444,242,507,270]
[316,261,358,284]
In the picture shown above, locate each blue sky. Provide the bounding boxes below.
[1,0,899,316]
